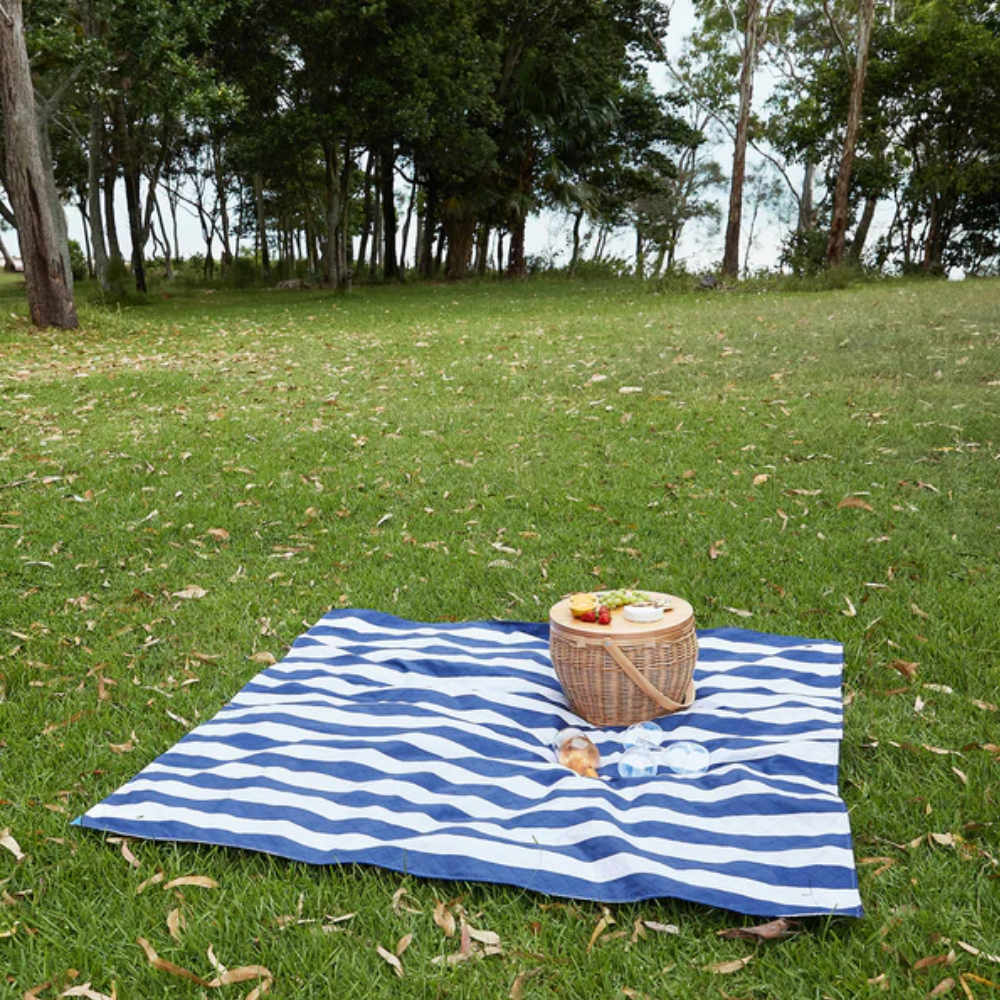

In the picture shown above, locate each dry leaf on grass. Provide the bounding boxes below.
[163,875,219,890]
[643,921,680,934]
[587,909,615,952]
[717,918,800,941]
[377,944,405,978]
[838,497,875,511]
[248,651,276,665]
[706,955,754,974]
[913,952,956,971]
[433,900,456,937]
[106,838,140,869]
[392,886,422,915]
[927,978,955,997]
[172,585,208,600]
[60,984,117,1000]
[0,828,25,862]
[0,921,20,938]
[509,967,544,999]
[396,933,413,956]
[137,937,211,986]
[888,659,919,680]
[167,907,184,943]
[136,870,165,893]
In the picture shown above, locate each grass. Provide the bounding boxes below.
[1,271,999,998]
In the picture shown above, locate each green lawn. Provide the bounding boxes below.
[1,273,998,998]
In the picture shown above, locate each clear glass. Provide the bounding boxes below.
[617,746,658,778]
[662,741,710,777]
[622,721,665,750]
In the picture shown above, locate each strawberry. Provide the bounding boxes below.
[598,607,612,626]
[579,610,597,623]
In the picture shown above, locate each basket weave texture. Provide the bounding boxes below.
[549,595,698,727]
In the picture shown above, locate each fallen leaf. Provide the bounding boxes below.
[0,829,25,862]
[136,870,165,894]
[433,900,456,937]
[953,941,1000,964]
[842,596,857,617]
[839,497,875,511]
[396,933,413,957]
[377,944,404,978]
[207,944,228,976]
[59,985,117,1000]
[723,607,753,618]
[587,909,615,952]
[752,474,770,485]
[717,918,800,941]
[163,875,219,890]
[167,907,184,943]
[466,926,500,946]
[911,603,931,619]
[972,699,998,712]
[206,528,230,541]
[0,921,19,938]
[888,659,919,680]
[926,978,955,997]
[706,955,753,974]
[136,937,210,986]
[172,585,207,600]
[642,921,680,935]
[509,968,543,999]
[248,651,277,665]
[207,966,273,987]
[914,952,956,970]
[392,886,422,915]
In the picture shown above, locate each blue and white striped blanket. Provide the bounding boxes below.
[78,610,863,917]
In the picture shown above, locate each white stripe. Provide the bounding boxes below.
[84,798,859,912]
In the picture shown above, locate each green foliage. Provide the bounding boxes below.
[67,239,87,281]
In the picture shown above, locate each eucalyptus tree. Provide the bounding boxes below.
[0,0,77,327]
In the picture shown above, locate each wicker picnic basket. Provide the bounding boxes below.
[548,593,698,727]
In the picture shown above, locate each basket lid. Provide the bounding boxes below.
[549,592,694,639]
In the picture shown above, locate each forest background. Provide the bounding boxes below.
[1,0,999,329]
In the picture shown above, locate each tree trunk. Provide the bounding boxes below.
[212,134,232,266]
[34,106,74,293]
[474,221,489,276]
[113,96,147,292]
[77,195,92,277]
[827,0,876,266]
[357,151,375,273]
[444,208,475,280]
[568,209,584,277]
[399,173,417,275]
[87,101,110,290]
[848,193,877,262]
[380,143,398,280]
[253,173,270,278]
[103,166,121,260]
[634,226,645,280]
[0,0,77,327]
[507,212,527,278]
[419,174,438,277]
[322,140,348,289]
[798,159,815,231]
[721,0,760,279]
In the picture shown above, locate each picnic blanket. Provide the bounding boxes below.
[77,610,863,918]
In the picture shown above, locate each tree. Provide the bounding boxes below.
[0,0,77,327]
[826,0,877,265]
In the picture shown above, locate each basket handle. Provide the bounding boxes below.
[602,637,695,714]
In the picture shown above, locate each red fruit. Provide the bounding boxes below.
[579,610,597,623]
[598,608,612,625]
